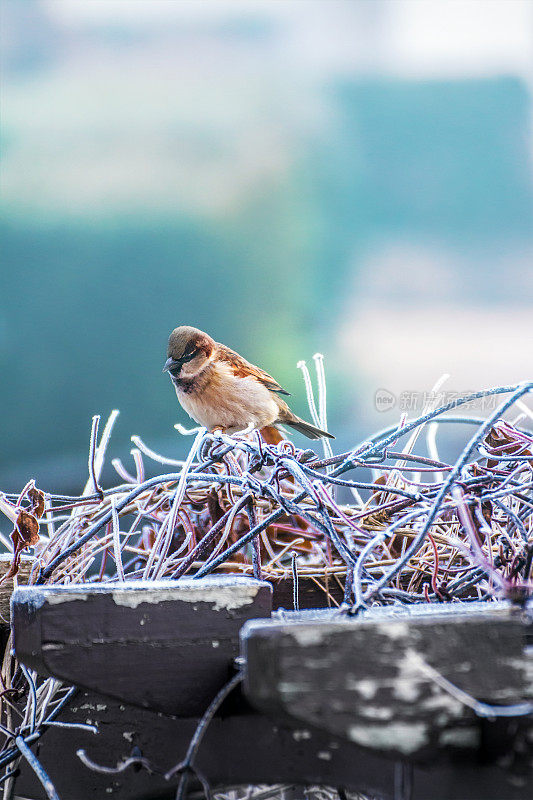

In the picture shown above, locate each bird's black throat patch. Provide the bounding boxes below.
[172,375,196,394]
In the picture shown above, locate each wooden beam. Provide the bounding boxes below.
[12,577,271,716]
[242,602,533,760]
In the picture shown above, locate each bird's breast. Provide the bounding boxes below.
[172,362,279,432]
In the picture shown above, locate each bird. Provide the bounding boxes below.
[162,326,334,440]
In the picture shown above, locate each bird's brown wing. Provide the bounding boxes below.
[216,344,291,395]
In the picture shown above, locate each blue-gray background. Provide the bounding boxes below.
[1,0,532,492]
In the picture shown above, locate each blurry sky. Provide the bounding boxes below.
[1,0,532,492]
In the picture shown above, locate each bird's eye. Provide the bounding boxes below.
[181,348,199,364]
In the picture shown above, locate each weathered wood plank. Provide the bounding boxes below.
[12,577,271,716]
[242,602,533,760]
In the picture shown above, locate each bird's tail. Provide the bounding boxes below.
[277,410,334,440]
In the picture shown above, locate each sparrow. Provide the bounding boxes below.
[163,326,334,440]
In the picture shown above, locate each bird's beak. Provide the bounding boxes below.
[162,357,180,374]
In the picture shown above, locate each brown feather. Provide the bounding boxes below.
[216,344,290,395]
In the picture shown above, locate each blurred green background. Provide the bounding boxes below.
[1,0,532,492]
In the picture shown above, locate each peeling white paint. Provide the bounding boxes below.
[123,731,135,742]
[393,649,425,703]
[394,682,421,702]
[15,577,269,613]
[289,627,326,646]
[47,593,90,605]
[507,653,533,696]
[292,729,312,741]
[439,727,479,748]
[111,579,263,611]
[348,722,428,753]
[42,643,62,652]
[378,622,409,640]
[423,692,465,718]
[347,678,378,699]
[317,751,331,760]
[359,705,394,720]
[212,640,220,648]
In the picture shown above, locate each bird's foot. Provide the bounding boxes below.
[210,426,227,442]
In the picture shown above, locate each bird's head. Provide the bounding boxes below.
[163,326,215,379]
